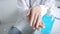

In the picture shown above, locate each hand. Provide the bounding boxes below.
[26,5,44,30]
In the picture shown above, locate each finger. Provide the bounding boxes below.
[39,22,44,28]
[30,11,35,26]
[37,26,41,31]
[36,22,43,31]
[32,13,39,29]
[39,22,45,28]
[36,22,44,31]
[27,13,31,22]
[36,14,41,30]
[26,8,31,16]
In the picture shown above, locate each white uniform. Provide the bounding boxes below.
[13,0,60,34]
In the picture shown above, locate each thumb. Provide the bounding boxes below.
[26,8,31,16]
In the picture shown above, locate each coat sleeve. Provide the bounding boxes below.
[17,0,29,10]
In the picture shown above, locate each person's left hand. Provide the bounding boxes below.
[26,5,44,30]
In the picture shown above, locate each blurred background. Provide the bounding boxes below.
[0,0,17,34]
[0,0,60,34]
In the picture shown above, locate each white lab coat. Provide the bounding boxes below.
[14,0,60,34]
[17,0,55,10]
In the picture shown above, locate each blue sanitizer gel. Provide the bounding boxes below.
[41,13,55,34]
